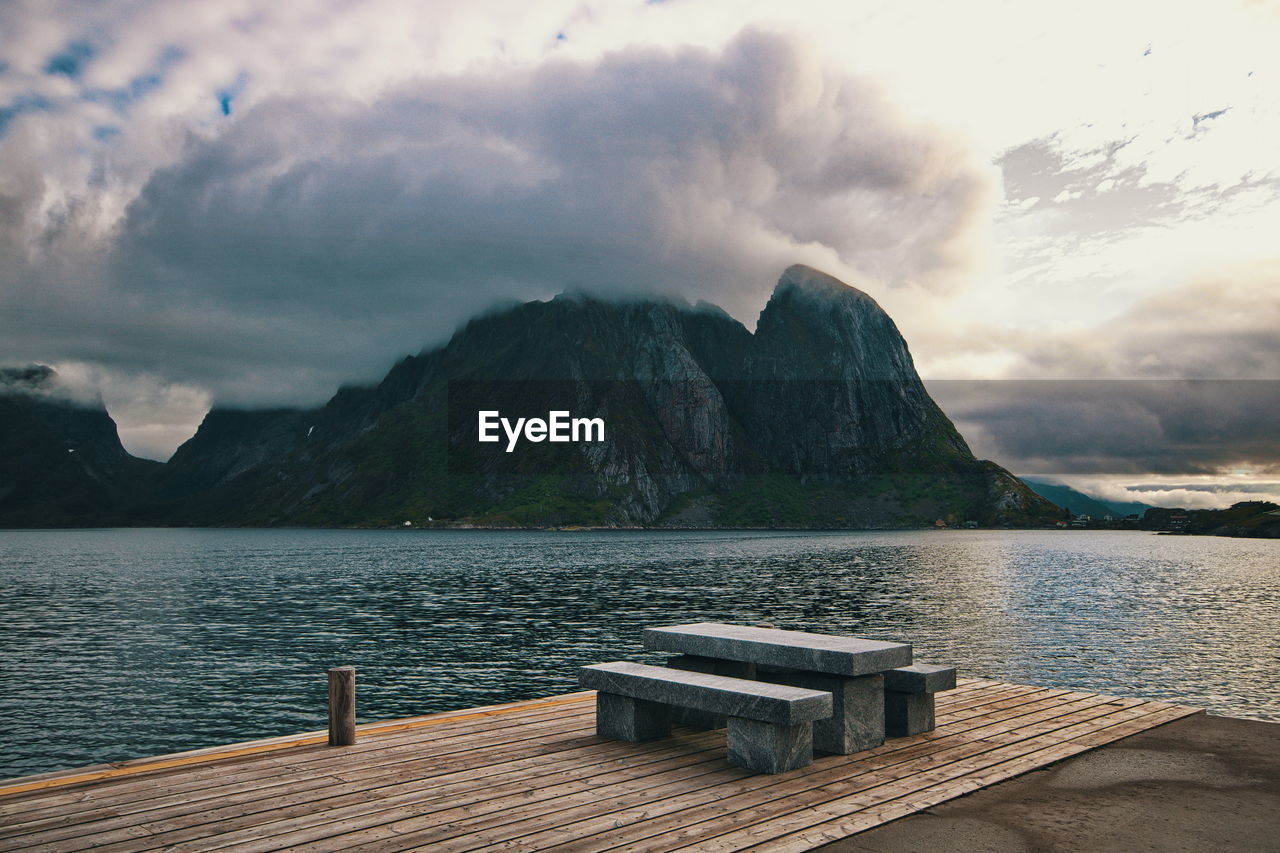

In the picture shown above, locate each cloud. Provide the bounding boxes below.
[1054,477,1280,511]
[0,360,210,459]
[930,380,1280,481]
[2,28,992,417]
[47,362,212,461]
[1015,264,1280,380]
[906,255,1280,387]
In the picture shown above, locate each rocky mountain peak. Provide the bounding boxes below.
[767,265,889,337]
[774,263,875,304]
[0,364,58,393]
[752,265,916,383]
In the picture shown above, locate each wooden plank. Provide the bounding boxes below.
[453,696,1121,845]
[66,733,725,853]
[0,686,1111,853]
[0,714,609,852]
[185,749,733,853]
[0,692,587,803]
[380,692,1133,852]
[0,699,593,812]
[0,722,604,853]
[936,686,1077,723]
[0,710,600,849]
[529,695,1143,853]
[0,681,1201,853]
[930,687,1066,726]
[0,701,597,825]
[594,694,1145,853]
[0,692,593,801]
[932,677,991,699]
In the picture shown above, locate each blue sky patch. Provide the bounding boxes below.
[81,45,187,115]
[216,71,250,116]
[1192,107,1230,133]
[0,93,54,136]
[44,40,95,78]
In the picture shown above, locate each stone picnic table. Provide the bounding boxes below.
[581,622,957,774]
[642,622,950,752]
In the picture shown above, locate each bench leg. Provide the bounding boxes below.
[666,655,757,730]
[761,670,885,754]
[596,692,671,742]
[885,691,935,736]
[726,717,813,774]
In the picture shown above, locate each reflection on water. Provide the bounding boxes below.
[0,528,1276,777]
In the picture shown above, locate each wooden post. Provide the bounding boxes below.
[328,666,356,746]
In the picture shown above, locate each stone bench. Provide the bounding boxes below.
[883,664,957,736]
[579,661,833,774]
[644,622,913,754]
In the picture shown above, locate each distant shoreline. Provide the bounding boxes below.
[2,523,1271,538]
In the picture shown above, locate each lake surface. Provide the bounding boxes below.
[0,528,1276,779]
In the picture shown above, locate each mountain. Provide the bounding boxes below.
[0,366,161,526]
[1021,478,1152,519]
[2,266,1063,528]
[737,267,975,477]
[149,265,1060,528]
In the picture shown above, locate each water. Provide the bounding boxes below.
[0,528,1275,779]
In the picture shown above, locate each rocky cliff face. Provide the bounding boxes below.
[149,265,1059,528]
[0,366,161,525]
[740,265,973,477]
[161,408,307,494]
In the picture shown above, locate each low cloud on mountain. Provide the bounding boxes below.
[2,29,990,424]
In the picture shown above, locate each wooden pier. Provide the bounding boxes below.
[0,678,1199,851]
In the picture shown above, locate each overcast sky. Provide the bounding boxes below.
[1,0,1277,507]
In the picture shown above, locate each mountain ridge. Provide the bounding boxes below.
[1021,478,1152,519]
[3,266,1063,528]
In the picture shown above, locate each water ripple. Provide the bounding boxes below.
[0,528,1276,777]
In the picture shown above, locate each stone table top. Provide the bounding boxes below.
[642,622,912,676]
